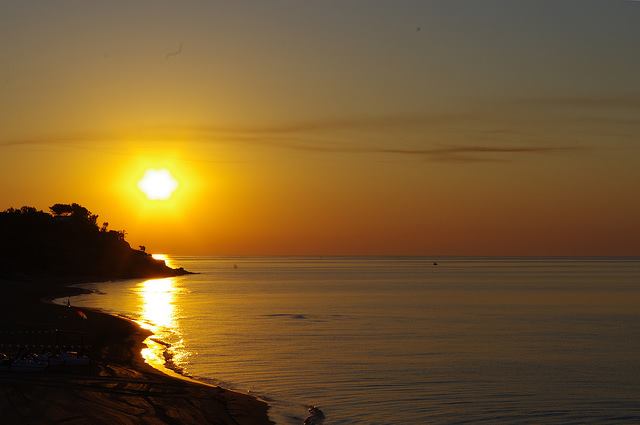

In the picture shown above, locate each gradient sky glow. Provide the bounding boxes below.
[1,0,639,255]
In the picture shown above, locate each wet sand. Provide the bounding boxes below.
[0,278,273,425]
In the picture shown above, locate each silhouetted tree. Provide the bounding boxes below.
[139,245,146,252]
[50,203,98,226]
[20,206,38,215]
[50,204,74,216]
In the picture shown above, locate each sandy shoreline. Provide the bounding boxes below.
[0,278,274,425]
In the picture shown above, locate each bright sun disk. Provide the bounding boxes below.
[138,169,178,200]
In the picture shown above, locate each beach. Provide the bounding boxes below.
[0,278,273,425]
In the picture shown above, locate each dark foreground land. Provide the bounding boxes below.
[0,205,272,424]
[0,279,273,425]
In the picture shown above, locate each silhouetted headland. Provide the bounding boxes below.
[0,203,191,282]
[0,204,271,425]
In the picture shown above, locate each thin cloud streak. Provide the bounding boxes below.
[515,94,640,109]
[0,130,580,163]
[0,112,584,163]
[153,113,473,136]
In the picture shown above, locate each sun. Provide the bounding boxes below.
[138,169,178,200]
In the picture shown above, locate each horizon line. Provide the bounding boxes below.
[155,254,640,259]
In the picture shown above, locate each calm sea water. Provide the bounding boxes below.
[63,257,640,424]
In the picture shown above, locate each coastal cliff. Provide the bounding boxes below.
[0,203,190,281]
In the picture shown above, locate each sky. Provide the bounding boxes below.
[1,0,639,256]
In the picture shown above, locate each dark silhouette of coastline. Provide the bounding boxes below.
[0,203,191,281]
[0,203,272,425]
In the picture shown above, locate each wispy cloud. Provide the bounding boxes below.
[152,113,472,135]
[0,113,583,163]
[0,134,578,164]
[515,94,640,110]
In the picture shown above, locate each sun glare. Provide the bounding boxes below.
[151,253,175,268]
[138,169,178,200]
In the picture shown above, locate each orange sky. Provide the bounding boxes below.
[1,1,639,255]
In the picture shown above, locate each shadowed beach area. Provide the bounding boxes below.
[0,205,273,424]
[0,279,273,425]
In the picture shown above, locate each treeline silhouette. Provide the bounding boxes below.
[0,203,188,280]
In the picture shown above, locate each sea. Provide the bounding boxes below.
[60,257,640,424]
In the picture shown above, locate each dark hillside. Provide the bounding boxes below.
[0,203,189,280]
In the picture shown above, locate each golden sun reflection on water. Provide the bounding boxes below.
[151,253,175,268]
[140,278,176,329]
[136,276,187,373]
